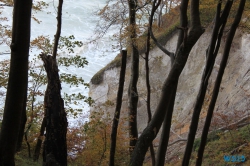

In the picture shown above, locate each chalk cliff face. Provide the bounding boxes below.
[89,28,250,139]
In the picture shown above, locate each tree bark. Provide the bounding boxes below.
[146,1,163,165]
[155,84,177,166]
[182,1,233,165]
[41,54,68,166]
[34,117,46,161]
[109,50,127,166]
[16,94,28,152]
[0,0,32,164]
[154,1,178,163]
[127,0,139,154]
[129,0,204,165]
[155,0,197,165]
[196,0,246,165]
[42,0,67,165]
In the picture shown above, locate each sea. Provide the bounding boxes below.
[0,0,119,126]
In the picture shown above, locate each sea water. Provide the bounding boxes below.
[0,0,119,125]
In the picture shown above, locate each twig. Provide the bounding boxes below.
[230,142,248,155]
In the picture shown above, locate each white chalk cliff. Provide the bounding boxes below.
[89,28,250,140]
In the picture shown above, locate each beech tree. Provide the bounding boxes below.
[182,0,235,165]
[195,0,246,165]
[109,50,127,166]
[130,0,204,165]
[0,0,32,165]
[129,0,246,165]
[127,0,140,154]
[144,1,165,165]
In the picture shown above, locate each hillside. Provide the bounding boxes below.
[89,23,250,164]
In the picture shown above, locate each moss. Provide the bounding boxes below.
[90,1,250,85]
[91,54,129,85]
[175,124,250,166]
[90,68,106,85]
[90,21,179,85]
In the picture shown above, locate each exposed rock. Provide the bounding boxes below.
[89,29,250,141]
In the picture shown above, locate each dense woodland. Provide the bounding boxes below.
[0,0,250,165]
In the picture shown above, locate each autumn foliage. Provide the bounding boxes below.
[74,110,130,165]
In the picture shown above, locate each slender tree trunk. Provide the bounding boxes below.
[157,1,164,27]
[155,0,187,165]
[34,117,46,161]
[196,0,246,165]
[109,50,127,166]
[182,1,233,165]
[169,0,173,13]
[145,34,156,166]
[0,0,32,165]
[127,0,139,154]
[130,0,204,165]
[155,84,177,166]
[145,1,163,165]
[148,1,179,165]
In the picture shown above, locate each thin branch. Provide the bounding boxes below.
[0,3,12,7]
[216,115,250,132]
[136,0,151,11]
[52,0,63,58]
[0,52,11,55]
[150,28,175,63]
[168,139,187,147]
[170,128,184,139]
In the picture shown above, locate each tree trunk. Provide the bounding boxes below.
[0,0,32,164]
[130,1,204,165]
[196,0,246,165]
[157,1,164,27]
[182,1,233,165]
[127,0,139,154]
[41,54,68,166]
[145,1,163,164]
[34,117,46,161]
[109,50,127,166]
[155,84,177,166]
[16,94,28,152]
[41,0,67,164]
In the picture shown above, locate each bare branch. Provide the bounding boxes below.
[168,139,187,147]
[52,0,63,58]
[150,28,175,59]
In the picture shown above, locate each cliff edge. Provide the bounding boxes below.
[89,28,250,142]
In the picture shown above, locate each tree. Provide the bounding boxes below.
[127,0,140,154]
[182,0,234,165]
[195,0,246,165]
[0,2,90,162]
[130,0,204,165]
[0,0,32,164]
[144,1,165,165]
[109,50,127,166]
[41,0,68,165]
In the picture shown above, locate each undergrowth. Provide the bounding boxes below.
[167,124,250,166]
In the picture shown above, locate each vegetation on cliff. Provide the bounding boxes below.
[0,0,249,165]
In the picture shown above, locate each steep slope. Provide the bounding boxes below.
[89,28,250,145]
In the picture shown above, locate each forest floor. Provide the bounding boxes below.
[15,123,250,166]
[164,123,250,166]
